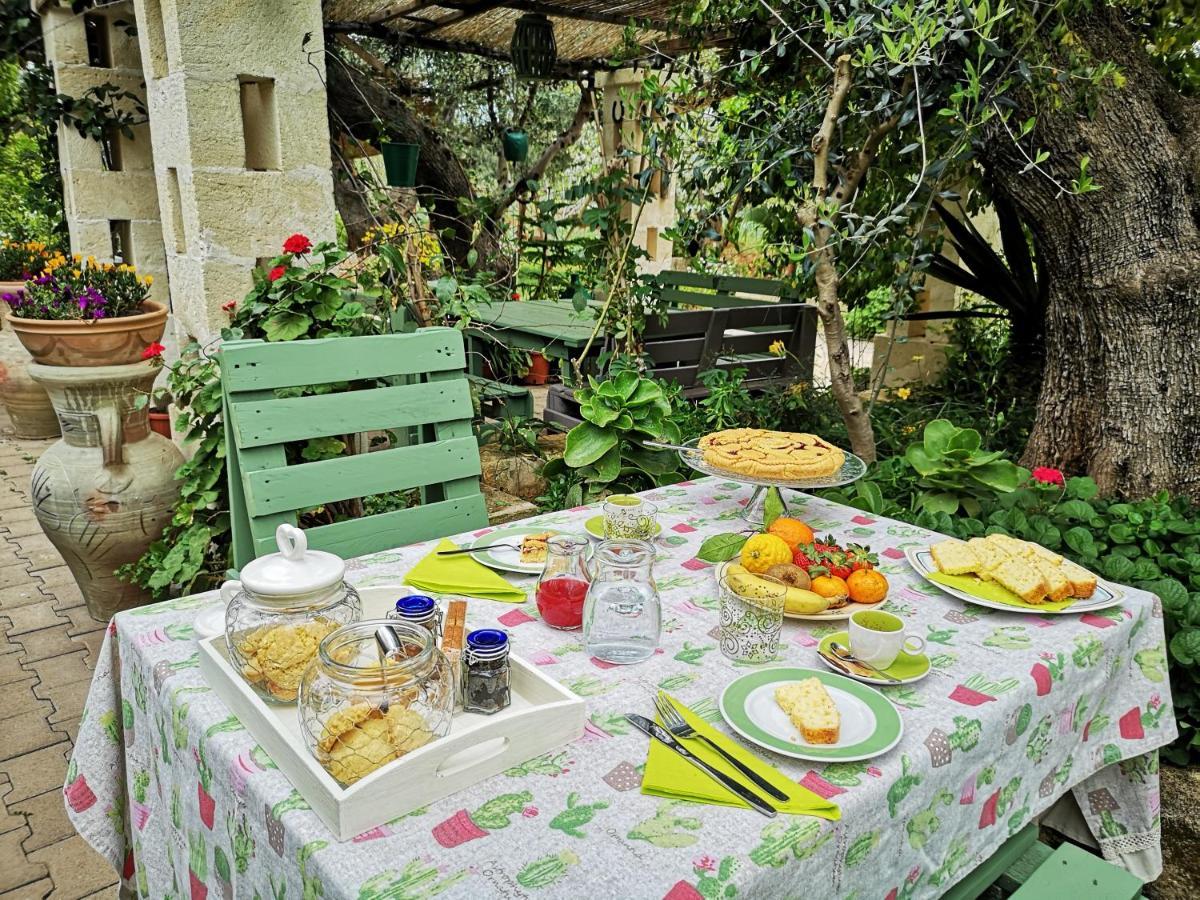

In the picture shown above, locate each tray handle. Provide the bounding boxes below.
[435,735,511,779]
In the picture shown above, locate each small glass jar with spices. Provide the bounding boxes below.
[388,594,442,642]
[461,629,511,715]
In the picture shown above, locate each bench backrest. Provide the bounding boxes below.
[653,270,804,309]
[220,328,487,568]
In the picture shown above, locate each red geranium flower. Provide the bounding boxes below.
[267,265,287,282]
[1031,466,1065,486]
[510,291,520,301]
[221,300,237,314]
[282,233,312,255]
[141,342,166,360]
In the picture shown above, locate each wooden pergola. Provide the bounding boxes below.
[324,0,686,74]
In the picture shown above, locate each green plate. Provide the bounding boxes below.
[719,667,904,762]
[817,632,931,685]
[583,514,662,540]
[464,525,587,575]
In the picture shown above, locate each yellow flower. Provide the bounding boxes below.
[72,253,81,262]
[143,275,153,285]
[87,256,96,267]
[768,340,787,357]
[910,354,924,362]
[896,387,911,400]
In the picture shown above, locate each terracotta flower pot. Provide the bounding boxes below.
[0,330,59,438]
[523,351,551,385]
[5,300,168,367]
[148,410,171,439]
[0,280,24,302]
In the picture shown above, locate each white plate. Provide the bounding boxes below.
[464,526,588,575]
[713,560,869,621]
[719,667,903,762]
[905,546,1125,615]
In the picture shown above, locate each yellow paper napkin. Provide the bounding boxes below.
[403,539,527,603]
[927,571,1076,612]
[641,694,840,820]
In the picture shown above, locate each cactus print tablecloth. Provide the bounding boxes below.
[65,479,1176,899]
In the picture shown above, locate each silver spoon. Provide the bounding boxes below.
[828,641,901,683]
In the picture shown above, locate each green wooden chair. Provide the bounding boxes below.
[220,328,488,568]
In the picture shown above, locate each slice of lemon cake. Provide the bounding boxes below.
[775,677,840,745]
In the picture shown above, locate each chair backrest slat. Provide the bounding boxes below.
[230,380,472,448]
[220,328,487,568]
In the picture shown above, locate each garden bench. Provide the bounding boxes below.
[467,373,535,420]
[542,301,817,429]
[220,328,488,568]
[653,270,805,309]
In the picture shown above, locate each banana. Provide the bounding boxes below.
[725,564,832,616]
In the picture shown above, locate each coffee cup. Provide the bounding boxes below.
[848,610,925,670]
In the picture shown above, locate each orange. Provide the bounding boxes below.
[847,569,889,604]
[766,517,815,550]
[810,574,850,601]
[740,533,793,574]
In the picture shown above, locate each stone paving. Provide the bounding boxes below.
[0,412,117,899]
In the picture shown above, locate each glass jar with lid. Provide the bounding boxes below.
[223,524,362,704]
[298,619,455,786]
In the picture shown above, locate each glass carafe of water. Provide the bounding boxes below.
[583,539,659,664]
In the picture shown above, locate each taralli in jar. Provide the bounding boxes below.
[237,619,339,702]
[317,703,434,785]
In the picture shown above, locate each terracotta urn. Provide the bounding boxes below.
[0,329,58,438]
[29,360,183,620]
[5,300,167,367]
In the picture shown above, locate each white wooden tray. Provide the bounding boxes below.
[196,586,585,840]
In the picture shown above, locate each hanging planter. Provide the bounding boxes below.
[380,142,420,187]
[502,128,529,163]
[511,12,557,80]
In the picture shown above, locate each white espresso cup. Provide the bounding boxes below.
[848,609,926,670]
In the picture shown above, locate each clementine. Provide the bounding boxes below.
[766,517,815,550]
[847,568,889,604]
[809,574,850,601]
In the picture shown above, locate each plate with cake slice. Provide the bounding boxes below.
[462,525,589,575]
[906,533,1123,615]
[719,667,903,761]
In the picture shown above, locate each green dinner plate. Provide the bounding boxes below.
[817,632,931,685]
[719,667,904,761]
[583,514,662,540]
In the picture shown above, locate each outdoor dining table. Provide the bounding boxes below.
[465,298,596,374]
[65,478,1175,899]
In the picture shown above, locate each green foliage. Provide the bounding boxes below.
[545,371,682,501]
[904,419,1025,516]
[477,416,542,456]
[845,287,906,340]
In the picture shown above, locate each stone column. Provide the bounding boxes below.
[596,68,677,274]
[128,0,337,341]
[37,0,169,307]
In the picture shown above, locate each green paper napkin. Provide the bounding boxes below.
[404,539,527,603]
[640,694,840,820]
[927,571,1076,612]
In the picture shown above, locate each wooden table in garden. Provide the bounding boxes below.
[65,481,1175,898]
[466,298,597,374]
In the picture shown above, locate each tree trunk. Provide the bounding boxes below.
[325,55,508,276]
[980,8,1200,500]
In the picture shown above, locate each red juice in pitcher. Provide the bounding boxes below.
[536,576,589,629]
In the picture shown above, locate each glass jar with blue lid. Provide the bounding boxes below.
[389,594,442,641]
[462,628,511,714]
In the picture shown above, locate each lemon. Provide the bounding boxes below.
[740,533,792,573]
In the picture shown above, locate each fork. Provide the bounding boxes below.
[653,693,789,802]
[436,543,521,555]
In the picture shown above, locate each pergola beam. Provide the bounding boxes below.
[352,0,670,33]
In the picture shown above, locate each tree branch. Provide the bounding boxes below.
[496,84,595,214]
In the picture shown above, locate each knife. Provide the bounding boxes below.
[625,714,777,818]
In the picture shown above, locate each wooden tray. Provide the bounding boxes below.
[197,587,585,840]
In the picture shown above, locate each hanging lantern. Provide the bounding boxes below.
[510,12,557,79]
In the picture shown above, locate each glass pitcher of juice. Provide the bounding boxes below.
[535,535,591,630]
[583,539,660,665]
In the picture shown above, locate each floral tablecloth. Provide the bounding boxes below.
[66,479,1176,899]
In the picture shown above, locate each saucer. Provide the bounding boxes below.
[816,631,931,686]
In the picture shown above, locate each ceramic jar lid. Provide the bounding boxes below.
[239,524,345,597]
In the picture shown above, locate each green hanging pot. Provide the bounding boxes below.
[380,142,419,187]
[502,129,529,163]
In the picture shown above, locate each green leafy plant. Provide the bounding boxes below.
[478,416,543,456]
[544,371,682,500]
[904,419,1024,516]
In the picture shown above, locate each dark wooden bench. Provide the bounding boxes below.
[654,270,805,309]
[543,302,817,429]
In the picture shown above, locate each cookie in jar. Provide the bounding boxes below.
[223,525,362,703]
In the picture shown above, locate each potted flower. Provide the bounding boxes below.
[3,254,166,367]
[0,240,59,436]
[0,240,52,298]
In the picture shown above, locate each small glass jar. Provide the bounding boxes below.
[534,535,591,630]
[298,619,454,786]
[583,539,660,665]
[223,525,362,704]
[461,629,511,715]
[388,594,442,641]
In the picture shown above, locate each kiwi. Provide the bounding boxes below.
[765,563,811,590]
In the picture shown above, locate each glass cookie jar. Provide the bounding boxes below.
[223,524,362,704]
[298,620,455,786]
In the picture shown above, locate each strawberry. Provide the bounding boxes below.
[845,543,878,571]
[792,545,819,569]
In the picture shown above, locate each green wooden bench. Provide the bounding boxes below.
[220,328,488,568]
[944,824,1144,900]
[468,374,535,420]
